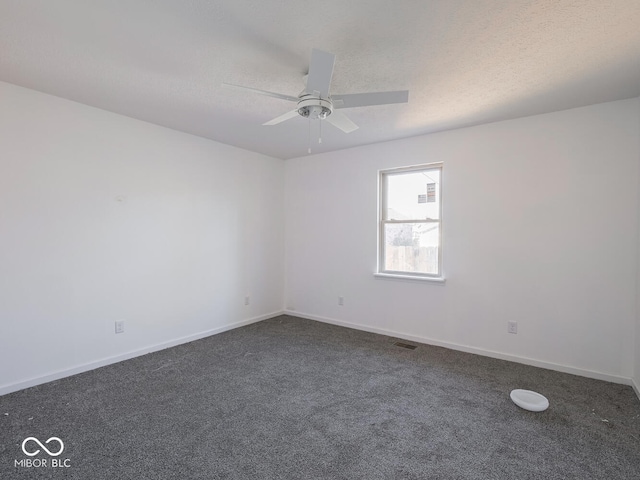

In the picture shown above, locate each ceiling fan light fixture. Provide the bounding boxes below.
[298,104,331,119]
[297,97,333,120]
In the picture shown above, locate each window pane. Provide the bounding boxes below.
[384,223,440,274]
[385,169,440,221]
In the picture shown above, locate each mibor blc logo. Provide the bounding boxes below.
[14,437,71,468]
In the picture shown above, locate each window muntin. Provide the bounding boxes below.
[379,164,442,277]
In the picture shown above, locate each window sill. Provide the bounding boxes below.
[374,273,446,284]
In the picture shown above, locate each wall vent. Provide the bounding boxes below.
[393,341,417,350]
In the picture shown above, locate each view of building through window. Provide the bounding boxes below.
[380,165,441,276]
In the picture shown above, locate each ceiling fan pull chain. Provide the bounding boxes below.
[308,118,312,154]
[319,119,322,144]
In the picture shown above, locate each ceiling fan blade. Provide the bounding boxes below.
[332,90,409,108]
[306,49,335,97]
[325,111,359,133]
[222,83,299,103]
[263,109,300,126]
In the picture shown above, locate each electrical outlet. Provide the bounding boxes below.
[508,321,518,334]
[244,295,250,306]
[338,296,344,306]
[115,320,125,334]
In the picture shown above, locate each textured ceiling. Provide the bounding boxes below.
[1,0,639,159]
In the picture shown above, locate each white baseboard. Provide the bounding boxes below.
[0,311,284,397]
[632,378,640,402]
[6,309,636,399]
[284,310,633,387]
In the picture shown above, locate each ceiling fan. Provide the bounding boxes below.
[223,49,409,134]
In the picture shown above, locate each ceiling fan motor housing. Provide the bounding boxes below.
[297,96,332,119]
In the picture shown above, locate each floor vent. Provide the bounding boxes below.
[393,342,417,350]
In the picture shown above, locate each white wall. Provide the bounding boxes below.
[0,81,285,394]
[285,98,640,383]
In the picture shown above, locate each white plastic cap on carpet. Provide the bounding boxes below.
[510,389,549,412]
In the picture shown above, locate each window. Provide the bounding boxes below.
[378,163,443,279]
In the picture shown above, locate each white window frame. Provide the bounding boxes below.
[376,163,444,283]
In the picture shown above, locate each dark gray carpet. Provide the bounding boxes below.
[1,315,639,479]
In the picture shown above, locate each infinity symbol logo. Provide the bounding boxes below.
[21,437,64,457]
